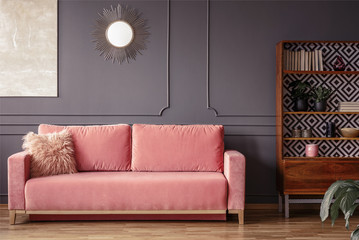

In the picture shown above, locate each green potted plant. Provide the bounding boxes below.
[312,86,332,112]
[320,180,359,240]
[289,80,312,111]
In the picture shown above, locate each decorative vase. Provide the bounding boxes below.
[314,101,327,112]
[294,98,308,111]
[326,122,336,137]
[332,56,346,71]
[302,129,312,138]
[305,144,318,157]
[291,129,302,138]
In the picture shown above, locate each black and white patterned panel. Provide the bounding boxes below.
[283,140,359,157]
[283,114,359,138]
[283,112,359,157]
[283,42,359,157]
[283,74,359,112]
[284,42,359,71]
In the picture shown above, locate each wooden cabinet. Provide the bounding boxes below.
[283,161,335,193]
[276,41,359,217]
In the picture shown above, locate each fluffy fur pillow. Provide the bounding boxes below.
[22,129,77,178]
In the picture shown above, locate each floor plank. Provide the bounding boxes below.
[0,208,357,240]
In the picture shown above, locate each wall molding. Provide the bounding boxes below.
[206,0,275,118]
[224,124,276,127]
[226,134,276,137]
[159,0,171,115]
[0,123,276,136]
[0,113,169,117]
[0,0,170,117]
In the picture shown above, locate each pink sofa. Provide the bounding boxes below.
[8,124,246,224]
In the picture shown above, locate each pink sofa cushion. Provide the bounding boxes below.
[38,124,131,171]
[131,124,224,172]
[25,172,227,211]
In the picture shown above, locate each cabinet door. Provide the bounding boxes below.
[284,161,336,194]
[335,163,359,181]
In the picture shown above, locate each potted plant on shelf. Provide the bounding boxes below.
[320,180,359,240]
[289,80,312,111]
[312,86,332,112]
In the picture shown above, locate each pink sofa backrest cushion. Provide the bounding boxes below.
[131,124,224,172]
[38,124,131,171]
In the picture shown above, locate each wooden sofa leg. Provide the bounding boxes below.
[238,209,244,224]
[229,209,244,224]
[9,210,16,225]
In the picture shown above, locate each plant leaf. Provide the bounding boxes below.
[351,226,359,240]
[339,189,359,214]
[352,180,359,189]
[330,190,347,226]
[321,180,345,222]
[345,203,359,230]
[335,185,350,198]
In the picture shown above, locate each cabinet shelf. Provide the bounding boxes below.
[284,111,359,115]
[284,137,359,141]
[283,70,359,75]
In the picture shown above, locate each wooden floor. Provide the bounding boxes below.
[1,207,357,240]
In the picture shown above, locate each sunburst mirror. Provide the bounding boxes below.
[92,4,150,64]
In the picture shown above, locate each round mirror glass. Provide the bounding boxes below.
[106,21,134,48]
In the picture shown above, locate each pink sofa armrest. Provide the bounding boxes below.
[224,150,246,210]
[8,151,31,210]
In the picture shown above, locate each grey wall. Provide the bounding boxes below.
[1,0,359,204]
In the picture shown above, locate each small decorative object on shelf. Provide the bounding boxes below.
[302,129,312,138]
[338,102,359,112]
[325,122,336,137]
[291,129,302,138]
[339,128,359,138]
[312,86,332,112]
[289,80,312,111]
[305,144,318,157]
[332,55,346,71]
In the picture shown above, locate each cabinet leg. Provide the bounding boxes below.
[9,210,16,225]
[285,194,289,218]
[278,194,283,213]
[238,209,244,224]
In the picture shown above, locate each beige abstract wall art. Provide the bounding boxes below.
[0,0,57,97]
